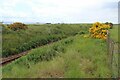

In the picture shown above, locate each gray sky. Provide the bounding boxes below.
[0,0,119,23]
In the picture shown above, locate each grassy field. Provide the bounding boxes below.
[109,25,119,77]
[2,23,118,78]
[2,24,91,57]
[109,24,118,43]
[2,34,112,78]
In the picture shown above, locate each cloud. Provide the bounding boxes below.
[0,0,119,23]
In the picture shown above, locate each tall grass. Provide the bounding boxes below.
[109,24,118,42]
[2,24,90,57]
[2,35,111,78]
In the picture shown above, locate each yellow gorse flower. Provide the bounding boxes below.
[89,22,110,40]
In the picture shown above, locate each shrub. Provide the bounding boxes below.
[89,22,110,40]
[1,24,11,33]
[14,39,72,65]
[105,22,113,29]
[8,22,28,31]
[2,34,65,57]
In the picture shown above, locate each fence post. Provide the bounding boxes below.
[107,30,110,55]
[106,30,111,69]
[111,40,114,72]
[106,30,113,76]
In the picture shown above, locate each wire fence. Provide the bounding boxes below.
[106,30,119,78]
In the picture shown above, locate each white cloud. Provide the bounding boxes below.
[0,0,119,23]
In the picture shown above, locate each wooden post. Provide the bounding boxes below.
[107,30,110,55]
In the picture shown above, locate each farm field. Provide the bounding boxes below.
[2,23,118,78]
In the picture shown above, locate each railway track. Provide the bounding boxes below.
[0,51,29,66]
[0,39,64,66]
[0,35,74,66]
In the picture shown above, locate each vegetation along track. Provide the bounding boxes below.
[0,51,29,66]
[0,36,72,66]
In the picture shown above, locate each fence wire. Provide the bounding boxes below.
[106,31,119,78]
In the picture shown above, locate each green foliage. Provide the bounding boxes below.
[109,24,118,42]
[2,24,90,57]
[1,24,11,33]
[2,35,111,78]
[9,38,73,66]
[2,34,64,57]
[2,24,117,78]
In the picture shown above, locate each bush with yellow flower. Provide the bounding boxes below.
[89,22,110,40]
[8,22,28,31]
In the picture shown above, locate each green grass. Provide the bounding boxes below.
[2,24,90,57]
[2,35,111,78]
[3,23,118,78]
[109,24,118,43]
[109,24,119,78]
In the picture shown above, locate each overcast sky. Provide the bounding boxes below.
[0,0,119,23]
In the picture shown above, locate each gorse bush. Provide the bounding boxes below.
[89,22,110,40]
[8,22,28,31]
[105,22,113,29]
